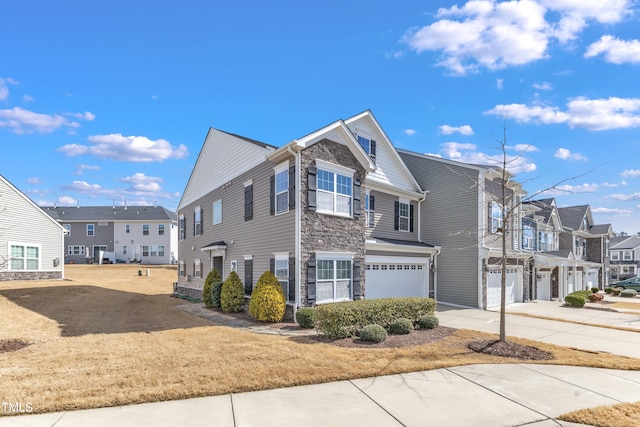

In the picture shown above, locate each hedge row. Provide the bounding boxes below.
[314,297,436,339]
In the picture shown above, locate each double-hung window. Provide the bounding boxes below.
[316,160,353,217]
[10,244,40,271]
[87,224,95,236]
[398,201,410,232]
[158,224,165,235]
[68,245,85,255]
[213,199,222,224]
[623,251,633,261]
[522,224,535,250]
[125,224,130,234]
[143,224,149,236]
[179,215,185,240]
[365,192,374,228]
[274,254,289,299]
[490,202,503,233]
[316,255,352,303]
[274,164,289,215]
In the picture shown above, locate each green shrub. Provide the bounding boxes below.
[389,317,414,335]
[564,293,586,308]
[591,287,600,294]
[202,268,221,307]
[249,271,286,322]
[360,324,387,343]
[211,281,223,308]
[315,297,436,339]
[604,287,613,294]
[417,314,439,329]
[572,290,592,298]
[295,307,316,329]
[621,289,637,298]
[221,271,244,313]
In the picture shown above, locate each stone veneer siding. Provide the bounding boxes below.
[300,139,366,306]
[0,271,63,281]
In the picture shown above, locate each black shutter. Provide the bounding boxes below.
[288,256,296,303]
[244,259,253,295]
[199,207,204,235]
[394,201,399,231]
[269,175,275,215]
[269,257,275,274]
[353,259,361,298]
[410,204,414,233]
[370,140,377,161]
[369,195,375,211]
[200,261,203,278]
[193,211,196,236]
[307,257,316,303]
[307,166,317,211]
[353,178,361,217]
[244,185,253,221]
[288,165,295,210]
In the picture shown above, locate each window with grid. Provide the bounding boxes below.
[179,216,185,240]
[398,202,409,232]
[357,135,370,155]
[522,224,535,250]
[317,259,351,303]
[490,202,503,233]
[143,224,149,236]
[275,169,288,214]
[87,224,95,236]
[10,244,39,270]
[317,169,352,216]
[158,224,165,235]
[275,257,289,298]
[125,224,130,234]
[623,251,633,261]
[365,193,374,227]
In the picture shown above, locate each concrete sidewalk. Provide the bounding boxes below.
[2,364,640,427]
[437,303,640,358]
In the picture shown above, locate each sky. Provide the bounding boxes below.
[1,0,640,234]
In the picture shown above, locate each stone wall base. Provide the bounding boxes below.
[0,271,63,281]
[173,284,203,301]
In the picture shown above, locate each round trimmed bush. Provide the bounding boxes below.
[295,307,316,329]
[565,293,586,308]
[211,281,223,308]
[604,287,613,294]
[249,271,286,322]
[591,287,600,294]
[360,324,387,343]
[389,317,414,335]
[417,314,439,329]
[202,268,221,308]
[621,289,637,298]
[221,271,244,313]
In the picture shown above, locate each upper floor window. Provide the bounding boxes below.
[63,224,71,235]
[489,202,503,234]
[143,224,150,236]
[194,206,202,236]
[611,251,620,261]
[158,224,165,235]
[125,224,130,234]
[317,168,352,216]
[179,215,186,240]
[398,201,410,232]
[87,224,95,236]
[275,165,289,215]
[213,199,222,225]
[623,251,633,261]
[357,135,370,155]
[522,224,535,250]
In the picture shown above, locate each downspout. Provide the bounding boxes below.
[287,145,301,317]
[417,191,428,243]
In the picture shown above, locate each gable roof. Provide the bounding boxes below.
[589,223,613,236]
[524,198,562,229]
[558,205,590,231]
[179,128,277,210]
[43,206,177,222]
[610,235,640,249]
[0,174,66,232]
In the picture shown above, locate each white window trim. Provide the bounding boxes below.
[274,161,290,215]
[158,224,165,235]
[194,206,202,236]
[243,179,253,188]
[230,260,238,272]
[365,191,374,228]
[63,224,71,235]
[398,198,410,232]
[178,215,185,240]
[315,253,354,304]
[8,242,41,271]
[142,224,150,235]
[125,224,131,234]
[623,251,633,261]
[274,253,289,298]
[315,159,355,178]
[213,199,222,225]
[315,159,354,218]
[490,201,504,234]
[611,251,620,261]
[194,259,202,278]
[87,224,95,236]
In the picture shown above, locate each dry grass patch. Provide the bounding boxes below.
[2,264,640,416]
[559,401,640,427]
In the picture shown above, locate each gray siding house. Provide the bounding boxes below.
[176,111,440,310]
[44,206,178,265]
[609,235,640,281]
[398,150,530,309]
[0,174,65,280]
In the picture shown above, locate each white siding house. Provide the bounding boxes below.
[0,174,65,280]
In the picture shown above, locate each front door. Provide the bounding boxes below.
[536,272,550,300]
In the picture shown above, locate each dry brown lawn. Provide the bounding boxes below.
[559,401,640,427]
[2,264,640,418]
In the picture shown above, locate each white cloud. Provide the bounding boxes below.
[532,82,552,90]
[26,177,42,185]
[496,78,504,90]
[121,173,163,193]
[76,164,101,175]
[58,133,189,162]
[592,207,632,215]
[554,147,587,161]
[512,143,539,153]
[439,124,474,135]
[57,195,79,206]
[585,35,640,64]
[485,97,640,131]
[404,0,549,75]
[609,192,640,201]
[385,51,405,60]
[67,111,96,121]
[539,183,599,195]
[601,181,627,188]
[438,141,537,174]
[622,169,640,178]
[63,180,107,194]
[22,94,34,102]
[0,107,83,134]
[404,129,417,136]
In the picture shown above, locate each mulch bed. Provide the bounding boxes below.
[307,327,457,348]
[0,339,31,354]
[468,339,554,361]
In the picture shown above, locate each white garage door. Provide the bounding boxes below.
[365,263,427,299]
[487,267,520,308]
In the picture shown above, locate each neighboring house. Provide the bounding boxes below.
[175,110,441,310]
[609,235,640,281]
[44,205,178,265]
[557,204,612,291]
[398,150,530,310]
[0,174,65,280]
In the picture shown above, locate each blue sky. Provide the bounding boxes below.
[2,0,640,233]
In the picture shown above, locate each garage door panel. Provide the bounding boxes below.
[487,267,520,308]
[366,263,427,299]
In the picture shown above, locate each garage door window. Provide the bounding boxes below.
[317,259,351,303]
